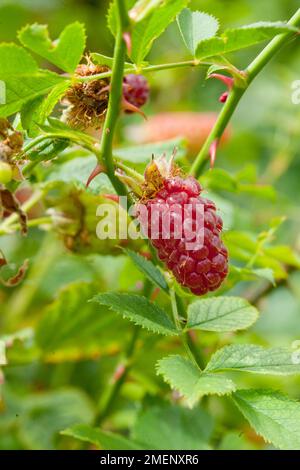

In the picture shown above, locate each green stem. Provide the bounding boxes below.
[175,293,205,369]
[114,159,145,183]
[169,288,201,369]
[98,0,129,196]
[95,326,140,425]
[23,134,51,153]
[190,7,300,177]
[0,216,52,235]
[96,279,152,425]
[78,59,210,83]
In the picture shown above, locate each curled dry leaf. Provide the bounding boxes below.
[0,250,29,287]
[0,188,28,235]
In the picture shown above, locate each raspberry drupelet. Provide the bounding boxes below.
[136,157,228,296]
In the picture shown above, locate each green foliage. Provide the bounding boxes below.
[205,344,300,375]
[64,403,213,450]
[186,297,259,332]
[21,81,71,136]
[131,403,213,449]
[1,0,300,452]
[108,0,189,64]
[18,22,86,73]
[0,387,94,450]
[92,292,178,335]
[196,22,299,59]
[233,390,300,450]
[157,355,236,406]
[177,9,219,55]
[0,44,65,117]
[36,282,114,353]
[124,249,168,292]
[63,424,143,450]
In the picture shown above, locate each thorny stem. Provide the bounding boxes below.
[190,7,300,177]
[97,0,129,196]
[170,287,201,369]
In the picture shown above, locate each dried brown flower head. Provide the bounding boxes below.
[63,61,110,130]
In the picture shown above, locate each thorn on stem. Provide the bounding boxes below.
[219,91,229,103]
[85,163,106,188]
[209,73,234,104]
[122,98,147,120]
[123,32,132,56]
[102,193,120,203]
[209,139,219,168]
[113,364,126,382]
[150,287,161,302]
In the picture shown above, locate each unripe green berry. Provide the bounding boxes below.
[0,161,13,184]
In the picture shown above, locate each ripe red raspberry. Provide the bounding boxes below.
[123,74,149,111]
[137,159,228,296]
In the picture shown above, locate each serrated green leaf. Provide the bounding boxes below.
[232,389,300,450]
[132,403,213,449]
[130,0,189,65]
[92,292,177,335]
[157,355,236,406]
[186,297,258,332]
[206,344,300,375]
[196,22,298,59]
[0,44,65,117]
[177,9,219,55]
[62,424,143,450]
[18,22,86,73]
[0,43,37,75]
[124,249,168,292]
[35,282,116,352]
[0,71,65,118]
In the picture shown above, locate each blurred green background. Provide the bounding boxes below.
[0,0,300,450]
